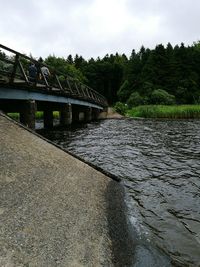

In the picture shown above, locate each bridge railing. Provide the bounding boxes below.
[0,44,108,107]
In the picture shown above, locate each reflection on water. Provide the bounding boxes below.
[38,118,200,267]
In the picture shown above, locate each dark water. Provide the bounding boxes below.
[38,118,200,267]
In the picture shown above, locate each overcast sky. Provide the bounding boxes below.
[0,0,199,59]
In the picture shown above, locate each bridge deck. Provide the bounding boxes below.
[0,44,108,109]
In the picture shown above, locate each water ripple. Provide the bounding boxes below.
[39,118,200,267]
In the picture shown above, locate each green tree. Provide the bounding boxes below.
[117,80,131,102]
[127,92,143,107]
[44,55,87,83]
[150,89,176,105]
[114,102,128,115]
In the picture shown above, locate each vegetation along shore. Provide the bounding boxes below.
[115,103,200,119]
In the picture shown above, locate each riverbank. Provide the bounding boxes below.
[0,112,133,266]
[98,107,124,119]
[126,105,200,119]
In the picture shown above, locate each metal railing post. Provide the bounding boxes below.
[10,54,19,83]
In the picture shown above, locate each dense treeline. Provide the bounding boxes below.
[1,42,200,106]
[120,42,200,106]
[44,53,126,104]
[44,42,200,105]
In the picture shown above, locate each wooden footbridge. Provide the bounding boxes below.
[0,44,108,129]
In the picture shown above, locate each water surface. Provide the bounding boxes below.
[38,118,200,267]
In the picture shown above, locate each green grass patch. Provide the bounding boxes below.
[7,113,20,119]
[7,111,60,120]
[127,105,200,119]
[52,111,60,119]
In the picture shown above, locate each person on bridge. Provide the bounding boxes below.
[28,63,37,83]
[41,65,50,80]
[38,58,50,81]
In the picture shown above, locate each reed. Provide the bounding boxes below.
[127,105,200,119]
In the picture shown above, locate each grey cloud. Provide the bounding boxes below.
[0,0,199,59]
[126,0,200,45]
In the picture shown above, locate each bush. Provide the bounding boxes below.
[114,102,128,115]
[127,91,143,107]
[150,89,176,105]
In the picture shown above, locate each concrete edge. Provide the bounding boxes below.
[0,111,121,183]
[0,110,136,266]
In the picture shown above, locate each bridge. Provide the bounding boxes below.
[0,44,108,129]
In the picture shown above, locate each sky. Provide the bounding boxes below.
[0,0,199,60]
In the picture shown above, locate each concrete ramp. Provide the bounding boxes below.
[0,113,133,266]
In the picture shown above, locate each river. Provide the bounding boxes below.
[38,118,200,267]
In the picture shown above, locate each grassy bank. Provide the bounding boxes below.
[7,111,60,120]
[127,105,200,119]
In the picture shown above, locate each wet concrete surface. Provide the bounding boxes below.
[0,113,133,267]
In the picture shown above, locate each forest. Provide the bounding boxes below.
[1,41,200,107]
[45,41,200,107]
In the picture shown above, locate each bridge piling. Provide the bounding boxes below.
[72,105,81,123]
[44,109,53,128]
[59,103,72,126]
[19,100,36,129]
[84,107,92,122]
[92,108,101,120]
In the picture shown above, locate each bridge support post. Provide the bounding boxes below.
[84,107,92,122]
[72,105,80,123]
[20,100,36,129]
[44,109,53,128]
[92,108,101,120]
[60,104,72,126]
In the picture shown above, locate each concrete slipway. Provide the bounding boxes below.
[0,113,134,267]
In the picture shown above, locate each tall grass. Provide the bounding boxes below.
[127,105,200,119]
[7,111,60,120]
